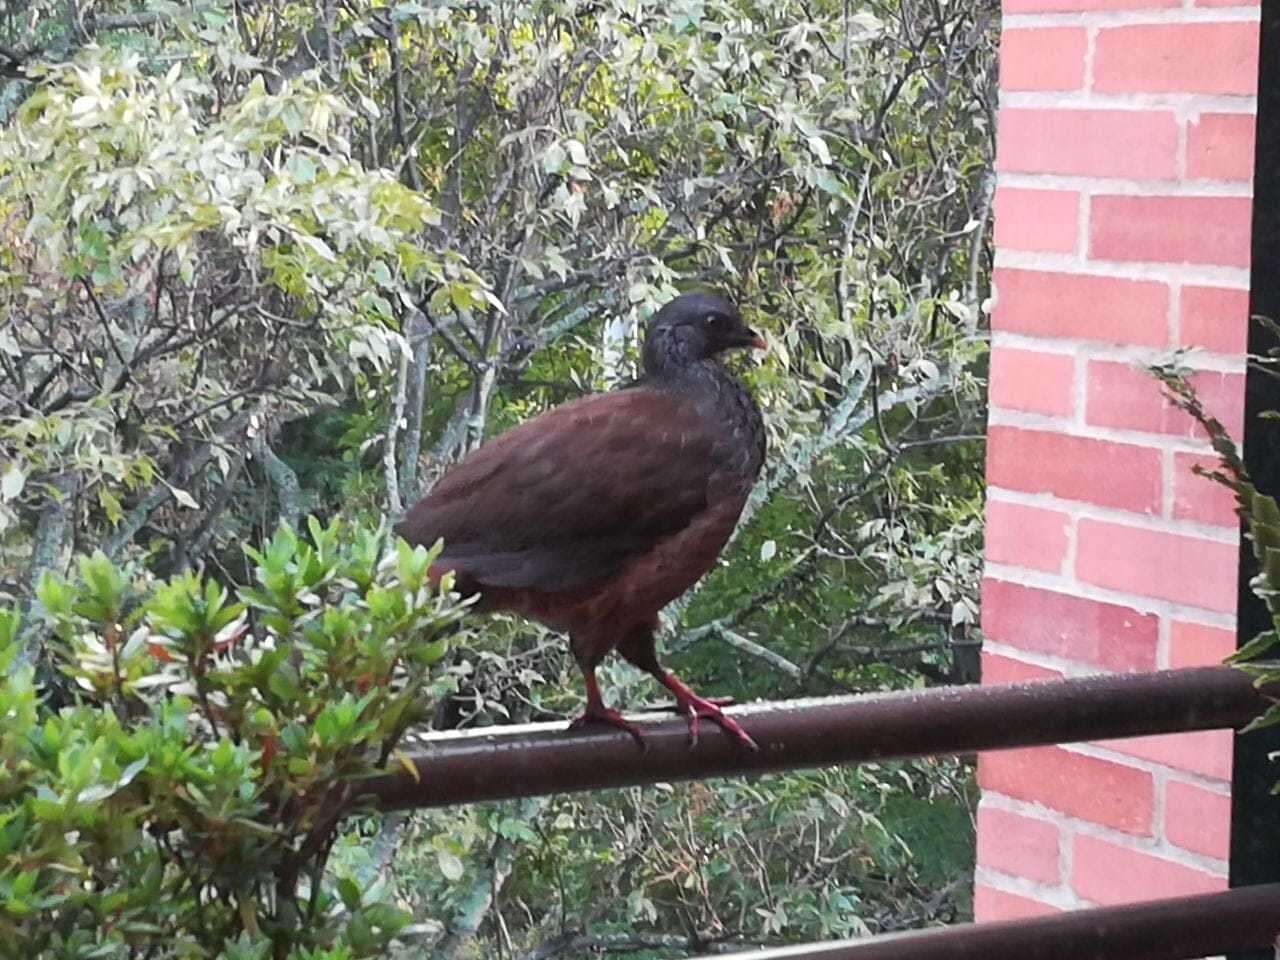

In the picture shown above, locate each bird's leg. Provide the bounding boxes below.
[657,670,759,751]
[615,622,758,751]
[568,668,646,748]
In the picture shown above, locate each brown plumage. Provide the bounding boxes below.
[394,291,766,749]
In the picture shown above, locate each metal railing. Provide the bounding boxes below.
[354,665,1280,958]
[361,665,1266,808]
[699,885,1280,960]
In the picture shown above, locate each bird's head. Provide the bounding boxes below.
[642,291,766,373]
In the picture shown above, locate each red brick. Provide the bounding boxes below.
[990,347,1075,417]
[974,884,1062,922]
[1180,286,1250,355]
[1166,781,1231,859]
[985,500,1071,572]
[1000,28,1087,91]
[987,427,1162,514]
[1090,195,1253,268]
[1084,361,1245,439]
[1169,620,1237,669]
[979,747,1154,835]
[982,579,1158,671]
[1072,835,1226,905]
[1075,519,1238,612]
[1003,0,1176,12]
[993,268,1168,346]
[1172,452,1240,528]
[1106,729,1233,781]
[993,188,1079,253]
[1094,23,1259,96]
[997,109,1178,179]
[1187,113,1258,181]
[977,806,1062,883]
[983,652,1064,684]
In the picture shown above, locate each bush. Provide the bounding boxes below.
[0,518,466,959]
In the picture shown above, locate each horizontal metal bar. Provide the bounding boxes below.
[694,884,1280,960]
[359,665,1269,810]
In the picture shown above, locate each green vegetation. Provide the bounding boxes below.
[1154,360,1280,737]
[0,1,995,955]
[1,522,465,957]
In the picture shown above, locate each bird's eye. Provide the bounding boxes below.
[704,313,725,328]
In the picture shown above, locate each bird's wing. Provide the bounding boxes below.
[393,387,723,591]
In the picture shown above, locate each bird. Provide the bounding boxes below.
[394,291,767,750]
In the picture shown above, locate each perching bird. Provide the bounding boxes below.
[394,291,766,749]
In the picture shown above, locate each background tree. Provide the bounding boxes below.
[1,0,996,955]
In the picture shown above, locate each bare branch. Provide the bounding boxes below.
[102,407,259,559]
[682,620,804,680]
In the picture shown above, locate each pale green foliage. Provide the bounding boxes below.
[393,762,972,953]
[0,47,488,556]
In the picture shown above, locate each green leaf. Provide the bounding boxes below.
[436,850,465,881]
[336,877,363,911]
[1228,630,1277,665]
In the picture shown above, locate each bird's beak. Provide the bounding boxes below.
[744,329,767,351]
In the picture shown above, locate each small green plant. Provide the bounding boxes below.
[1,518,467,959]
[1152,364,1280,735]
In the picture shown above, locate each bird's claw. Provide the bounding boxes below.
[569,706,647,750]
[676,695,759,752]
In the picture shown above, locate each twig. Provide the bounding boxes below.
[965,170,995,314]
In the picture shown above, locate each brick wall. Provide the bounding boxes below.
[975,0,1260,920]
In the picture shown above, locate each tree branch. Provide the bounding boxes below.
[385,17,423,192]
[965,169,995,313]
[398,315,431,504]
[384,341,410,516]
[102,408,258,559]
[680,620,804,680]
[255,435,303,530]
[16,471,79,670]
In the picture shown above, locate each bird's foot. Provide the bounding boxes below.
[674,692,759,752]
[568,705,646,749]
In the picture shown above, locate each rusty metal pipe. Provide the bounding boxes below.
[360,665,1269,810]
[695,884,1280,959]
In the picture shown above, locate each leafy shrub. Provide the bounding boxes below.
[0,518,466,959]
